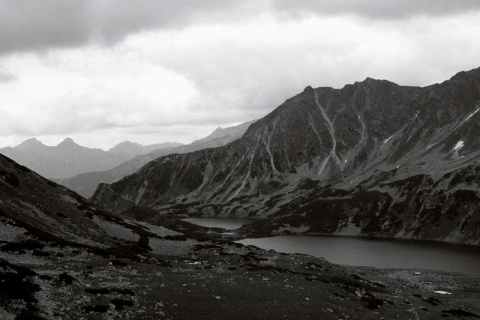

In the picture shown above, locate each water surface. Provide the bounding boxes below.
[182,217,257,230]
[238,235,480,276]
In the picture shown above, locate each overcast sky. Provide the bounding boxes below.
[1,0,480,149]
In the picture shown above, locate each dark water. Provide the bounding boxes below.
[182,217,257,230]
[238,235,480,276]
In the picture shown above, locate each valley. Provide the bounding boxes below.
[3,2,480,319]
[1,67,480,319]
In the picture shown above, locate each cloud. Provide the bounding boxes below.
[0,0,267,55]
[0,70,15,83]
[128,12,480,120]
[2,1,480,56]
[273,0,480,20]
[0,0,90,54]
[2,10,480,149]
[0,3,480,149]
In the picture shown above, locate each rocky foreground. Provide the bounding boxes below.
[2,215,480,320]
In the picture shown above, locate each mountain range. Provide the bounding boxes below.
[92,67,480,245]
[56,120,255,198]
[0,138,181,179]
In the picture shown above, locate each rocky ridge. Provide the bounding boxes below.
[93,67,480,245]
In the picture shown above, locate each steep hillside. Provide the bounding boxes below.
[58,120,255,198]
[0,153,156,249]
[93,67,480,244]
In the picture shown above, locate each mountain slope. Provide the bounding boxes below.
[57,120,255,198]
[0,138,181,179]
[0,154,112,246]
[0,153,165,249]
[93,67,480,244]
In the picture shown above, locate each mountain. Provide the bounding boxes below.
[57,120,255,198]
[0,138,181,179]
[92,67,480,245]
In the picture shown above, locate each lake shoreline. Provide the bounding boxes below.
[170,217,480,277]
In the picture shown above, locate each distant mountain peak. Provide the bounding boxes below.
[18,137,41,145]
[113,140,142,148]
[57,137,79,149]
[25,137,40,142]
[108,140,144,154]
[16,137,46,149]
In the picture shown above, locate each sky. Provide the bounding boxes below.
[1,0,480,150]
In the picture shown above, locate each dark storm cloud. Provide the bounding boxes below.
[0,0,90,54]
[272,0,480,20]
[0,0,259,55]
[2,0,479,56]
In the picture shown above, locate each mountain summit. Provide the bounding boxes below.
[57,137,80,150]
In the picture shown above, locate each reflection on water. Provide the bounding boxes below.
[238,235,480,276]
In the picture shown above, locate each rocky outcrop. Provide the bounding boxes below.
[92,67,480,244]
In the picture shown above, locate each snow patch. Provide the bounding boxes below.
[383,135,394,146]
[453,140,464,151]
[434,291,452,295]
[465,108,480,121]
